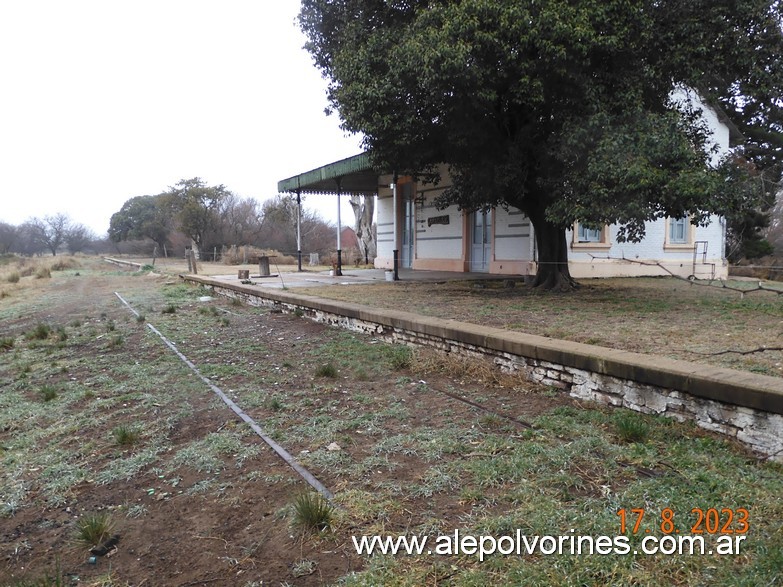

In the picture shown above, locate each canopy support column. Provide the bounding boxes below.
[392,172,399,281]
[296,190,302,272]
[335,177,343,276]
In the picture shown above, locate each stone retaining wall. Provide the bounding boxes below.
[183,275,783,461]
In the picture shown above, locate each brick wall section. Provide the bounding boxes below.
[184,275,783,461]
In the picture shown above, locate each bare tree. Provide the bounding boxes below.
[65,223,97,254]
[0,222,17,254]
[26,214,71,256]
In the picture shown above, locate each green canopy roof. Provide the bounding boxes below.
[277,152,380,195]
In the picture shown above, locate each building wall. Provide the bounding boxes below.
[374,92,731,277]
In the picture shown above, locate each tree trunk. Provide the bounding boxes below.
[528,207,579,291]
[350,195,376,264]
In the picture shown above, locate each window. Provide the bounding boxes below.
[669,217,688,244]
[577,224,602,243]
[572,222,610,249]
[664,216,694,249]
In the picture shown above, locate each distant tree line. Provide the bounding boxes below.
[108,178,344,261]
[0,214,105,257]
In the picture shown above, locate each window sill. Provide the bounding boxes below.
[571,242,612,251]
[664,243,694,251]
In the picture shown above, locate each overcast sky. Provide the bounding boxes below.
[0,0,364,236]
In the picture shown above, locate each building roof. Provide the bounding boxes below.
[277,152,380,196]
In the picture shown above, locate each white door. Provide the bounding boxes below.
[470,210,492,272]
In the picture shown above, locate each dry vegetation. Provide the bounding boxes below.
[0,256,782,586]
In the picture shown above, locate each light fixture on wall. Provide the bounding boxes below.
[414,193,425,209]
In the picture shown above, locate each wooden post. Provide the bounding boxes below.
[190,249,198,275]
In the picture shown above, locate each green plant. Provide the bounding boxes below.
[136,314,146,323]
[26,323,51,341]
[112,425,140,446]
[294,307,305,317]
[108,334,124,349]
[40,385,57,402]
[0,337,14,351]
[161,304,177,314]
[314,363,338,378]
[614,412,650,443]
[292,492,333,532]
[55,326,67,342]
[6,271,20,283]
[73,512,115,548]
[388,346,413,370]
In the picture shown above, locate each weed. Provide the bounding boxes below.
[73,512,115,548]
[292,492,333,532]
[314,363,338,378]
[105,320,115,332]
[108,334,124,349]
[161,304,177,314]
[0,337,14,351]
[387,346,413,370]
[54,326,67,342]
[614,412,650,443]
[0,289,8,299]
[112,425,140,446]
[266,396,284,411]
[291,559,317,578]
[35,266,51,279]
[220,316,230,326]
[7,271,20,283]
[39,385,57,402]
[136,314,146,323]
[26,323,51,341]
[294,308,304,318]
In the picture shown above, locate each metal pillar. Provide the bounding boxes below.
[392,173,399,281]
[335,177,343,276]
[296,190,302,272]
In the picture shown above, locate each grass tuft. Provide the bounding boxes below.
[161,304,177,314]
[39,385,57,402]
[35,266,51,279]
[0,336,14,351]
[6,271,20,283]
[73,512,115,548]
[292,492,333,533]
[26,323,51,341]
[315,363,338,378]
[614,412,650,443]
[112,425,140,446]
[387,346,413,370]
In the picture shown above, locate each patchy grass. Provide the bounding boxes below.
[292,492,333,533]
[1,261,781,586]
[297,277,783,377]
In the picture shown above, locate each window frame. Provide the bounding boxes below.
[571,222,611,250]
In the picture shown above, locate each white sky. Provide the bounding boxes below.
[0,0,364,236]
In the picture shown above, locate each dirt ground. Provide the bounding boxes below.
[0,261,569,586]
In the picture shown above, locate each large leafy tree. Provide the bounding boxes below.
[167,178,231,257]
[109,195,174,252]
[300,0,783,289]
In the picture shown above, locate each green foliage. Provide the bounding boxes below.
[314,363,338,378]
[614,412,650,443]
[300,0,783,287]
[108,194,173,251]
[0,337,14,351]
[26,323,50,341]
[112,425,140,446]
[73,512,115,548]
[387,345,412,370]
[161,304,177,315]
[292,492,333,532]
[39,385,57,402]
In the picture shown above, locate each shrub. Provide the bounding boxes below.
[388,346,413,370]
[35,266,51,279]
[292,492,332,532]
[6,271,20,283]
[161,304,177,314]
